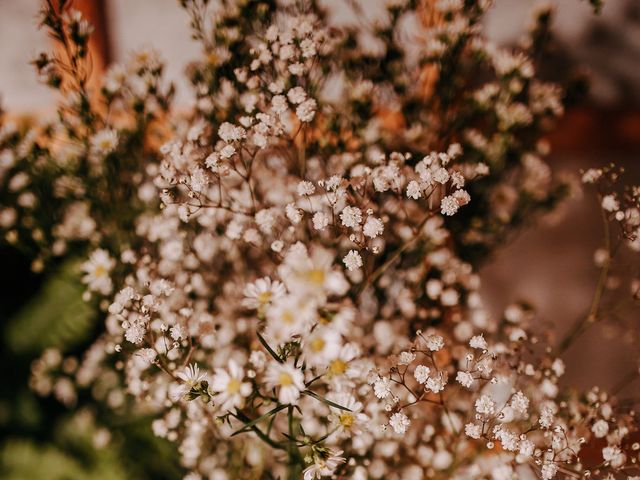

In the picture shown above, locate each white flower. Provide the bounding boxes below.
[312,212,330,230]
[264,361,305,405]
[328,393,368,437]
[398,351,416,365]
[271,95,288,114]
[296,98,317,122]
[255,208,277,235]
[340,206,362,228]
[303,449,345,480]
[170,324,186,341]
[264,295,315,345]
[433,167,450,184]
[82,249,115,295]
[303,327,342,368]
[242,277,286,309]
[519,438,535,457]
[475,395,496,415]
[414,365,430,384]
[177,363,206,388]
[406,180,423,199]
[218,122,246,142]
[591,419,609,438]
[363,216,384,238]
[541,463,558,480]
[90,128,118,155]
[581,168,602,183]
[601,194,619,212]
[440,195,459,216]
[510,391,529,416]
[373,377,391,399]
[465,422,482,439]
[286,203,303,224]
[469,334,487,350]
[297,180,315,196]
[539,405,555,428]
[424,334,444,351]
[425,374,446,393]
[287,86,307,104]
[389,412,410,434]
[602,445,625,468]
[220,144,236,159]
[211,359,252,411]
[456,371,474,388]
[343,250,363,271]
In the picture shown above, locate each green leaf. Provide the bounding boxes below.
[302,390,352,412]
[4,260,96,353]
[256,332,283,363]
[230,404,288,436]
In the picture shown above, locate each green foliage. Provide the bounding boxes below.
[0,439,127,480]
[4,260,96,354]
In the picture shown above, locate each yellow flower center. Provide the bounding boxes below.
[305,269,325,286]
[339,413,354,428]
[99,139,112,150]
[310,337,326,353]
[257,291,272,304]
[278,372,293,386]
[227,378,241,395]
[93,265,107,277]
[329,359,347,376]
[281,310,295,325]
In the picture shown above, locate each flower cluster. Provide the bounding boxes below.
[2,0,639,479]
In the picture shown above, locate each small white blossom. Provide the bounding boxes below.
[312,211,330,230]
[440,195,459,216]
[424,334,444,351]
[389,412,411,434]
[343,250,363,271]
[363,216,384,238]
[373,377,392,399]
[465,422,482,439]
[340,206,362,228]
[475,395,496,415]
[414,365,430,384]
[469,334,487,350]
[297,180,315,196]
[456,371,474,388]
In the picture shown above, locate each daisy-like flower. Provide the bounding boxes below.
[90,128,118,155]
[328,392,369,437]
[177,363,206,388]
[303,326,342,368]
[325,342,360,382]
[264,360,305,405]
[242,277,286,310]
[278,243,349,300]
[303,449,345,480]
[264,295,315,345]
[81,248,115,295]
[211,359,252,411]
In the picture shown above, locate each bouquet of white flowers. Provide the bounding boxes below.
[1,0,638,479]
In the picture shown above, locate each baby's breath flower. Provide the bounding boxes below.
[389,412,411,434]
[343,250,363,271]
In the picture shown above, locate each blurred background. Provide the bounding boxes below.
[0,0,639,478]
